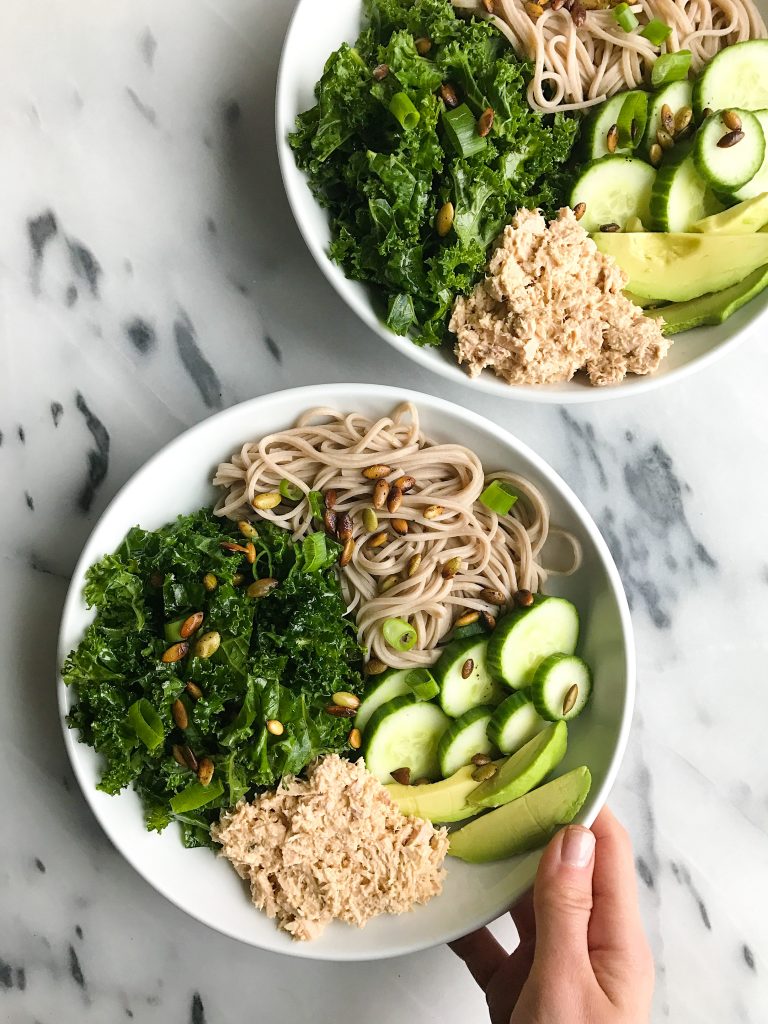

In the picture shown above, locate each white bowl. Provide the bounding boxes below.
[276,0,768,404]
[58,383,634,960]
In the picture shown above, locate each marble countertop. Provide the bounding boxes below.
[2,2,767,1021]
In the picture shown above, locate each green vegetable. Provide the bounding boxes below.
[442,104,487,158]
[613,3,639,32]
[479,479,518,515]
[389,90,420,129]
[279,478,303,502]
[616,91,648,149]
[405,668,440,700]
[639,17,672,45]
[383,616,417,651]
[307,490,325,520]
[651,51,692,88]
[63,509,363,848]
[289,0,579,347]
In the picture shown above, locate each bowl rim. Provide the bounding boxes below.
[57,382,636,959]
[275,0,764,406]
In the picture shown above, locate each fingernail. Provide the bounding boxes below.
[561,825,595,868]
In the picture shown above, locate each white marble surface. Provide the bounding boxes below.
[1,2,767,1022]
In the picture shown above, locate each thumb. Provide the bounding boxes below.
[532,824,596,971]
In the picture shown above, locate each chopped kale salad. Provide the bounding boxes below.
[289,0,580,345]
[63,509,363,848]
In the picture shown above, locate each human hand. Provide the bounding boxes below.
[450,808,654,1024]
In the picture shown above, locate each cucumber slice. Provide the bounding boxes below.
[363,695,450,783]
[581,93,633,160]
[488,691,548,754]
[732,111,768,201]
[693,40,768,118]
[437,705,496,778]
[649,146,723,231]
[694,109,765,192]
[487,596,579,690]
[570,156,656,232]
[355,668,411,733]
[434,636,505,719]
[531,653,593,722]
[642,80,693,156]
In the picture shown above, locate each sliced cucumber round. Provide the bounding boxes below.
[355,668,411,733]
[569,156,656,233]
[581,93,633,161]
[531,653,593,722]
[693,40,768,118]
[434,636,505,719]
[363,695,450,783]
[437,705,496,778]
[642,80,693,157]
[487,595,579,691]
[649,146,723,232]
[694,109,765,193]
[487,691,548,755]
[731,110,768,201]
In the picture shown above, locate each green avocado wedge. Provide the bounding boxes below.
[692,192,768,234]
[469,722,568,809]
[647,263,768,335]
[448,766,592,863]
[385,761,503,824]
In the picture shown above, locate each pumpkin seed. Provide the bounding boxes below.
[606,123,619,153]
[172,698,189,730]
[440,83,459,109]
[172,744,188,768]
[323,508,338,536]
[442,556,462,579]
[194,631,221,658]
[220,542,248,555]
[562,684,579,715]
[455,610,480,629]
[251,491,282,511]
[332,691,361,710]
[390,767,412,786]
[599,222,621,232]
[348,728,362,750]
[471,752,492,766]
[477,107,494,137]
[657,128,674,150]
[365,658,388,676]
[472,762,498,782]
[363,464,391,479]
[480,587,505,604]
[266,719,284,736]
[717,129,744,148]
[482,611,497,631]
[372,63,389,81]
[570,1,586,25]
[675,105,693,134]
[232,573,245,586]
[363,507,378,533]
[162,642,189,664]
[179,612,204,639]
[407,553,422,577]
[339,536,355,567]
[202,572,218,592]
[391,518,409,535]
[325,704,356,718]
[660,103,674,134]
[185,681,203,700]
[722,109,742,132]
[436,202,455,237]
[573,202,586,221]
[525,1,544,16]
[366,530,388,550]
[174,744,198,772]
[325,488,338,509]
[394,475,416,493]
[337,512,353,541]
[237,520,258,539]
[247,577,278,599]
[461,658,474,679]
[387,485,403,514]
[423,505,444,520]
[515,588,534,608]
[380,576,399,593]
[649,143,663,167]
[197,757,214,786]
[244,541,256,565]
[414,36,432,54]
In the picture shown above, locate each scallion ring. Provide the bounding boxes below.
[383,617,417,652]
[479,479,519,515]
[127,698,164,750]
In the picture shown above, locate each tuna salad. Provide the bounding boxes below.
[213,755,449,941]
[450,208,671,388]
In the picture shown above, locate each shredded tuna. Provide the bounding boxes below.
[449,208,671,387]
[211,755,449,941]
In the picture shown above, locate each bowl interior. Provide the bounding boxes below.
[58,384,634,960]
[275,0,768,404]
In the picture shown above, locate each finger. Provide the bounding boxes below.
[509,889,536,948]
[532,824,596,972]
[588,807,646,959]
[486,891,536,1011]
[450,927,508,990]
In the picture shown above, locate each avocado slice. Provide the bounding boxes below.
[469,722,568,810]
[647,263,768,335]
[692,192,768,234]
[385,761,502,824]
[448,766,592,864]
[593,231,768,303]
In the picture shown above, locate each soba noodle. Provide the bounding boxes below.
[453,0,766,112]
[213,403,581,669]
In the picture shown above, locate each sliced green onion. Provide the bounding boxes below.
[127,699,164,750]
[389,92,420,130]
[640,17,672,45]
[170,778,224,813]
[651,50,691,88]
[405,668,440,700]
[308,490,325,520]
[442,103,487,159]
[163,617,187,643]
[479,479,519,515]
[613,3,639,32]
[302,532,328,572]
[617,90,648,148]
[279,478,302,502]
[382,617,417,652]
